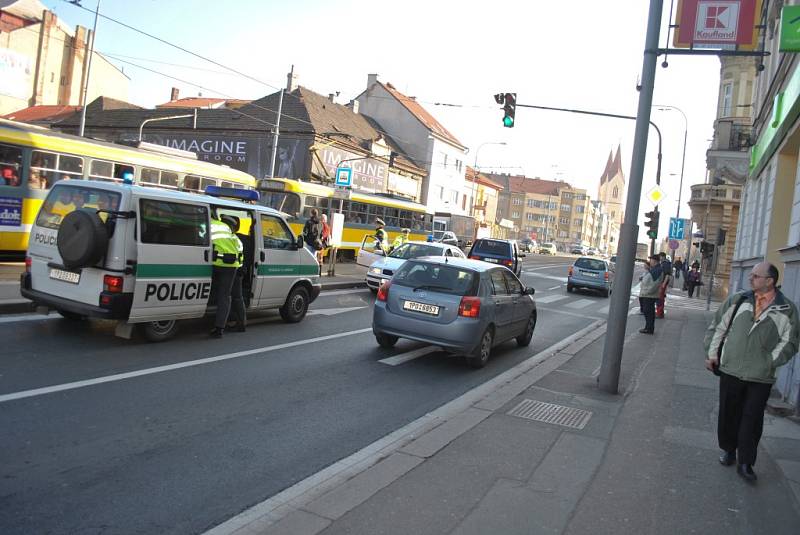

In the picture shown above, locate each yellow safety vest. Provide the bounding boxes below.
[211,218,243,268]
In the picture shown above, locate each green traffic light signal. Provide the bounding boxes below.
[647,230,657,239]
[503,116,514,127]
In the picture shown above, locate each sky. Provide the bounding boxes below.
[42,0,724,242]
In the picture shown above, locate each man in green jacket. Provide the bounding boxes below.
[639,254,663,334]
[704,262,799,482]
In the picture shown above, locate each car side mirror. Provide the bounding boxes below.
[525,287,536,295]
[295,235,304,250]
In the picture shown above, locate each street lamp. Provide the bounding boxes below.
[470,141,506,217]
[653,105,688,219]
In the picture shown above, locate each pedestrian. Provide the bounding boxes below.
[704,262,799,482]
[317,213,331,268]
[639,254,663,334]
[673,256,684,288]
[303,208,323,253]
[391,228,411,252]
[374,218,388,254]
[656,252,672,318]
[686,263,702,298]
[209,214,246,338]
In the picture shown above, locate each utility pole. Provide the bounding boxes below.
[268,87,285,178]
[598,0,662,394]
[77,0,100,137]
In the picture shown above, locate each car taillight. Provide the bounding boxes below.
[504,260,513,267]
[458,296,481,318]
[376,280,391,302]
[604,271,609,281]
[568,266,573,276]
[25,256,31,273]
[103,275,124,293]
[469,255,479,260]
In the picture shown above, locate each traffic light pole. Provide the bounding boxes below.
[598,0,662,394]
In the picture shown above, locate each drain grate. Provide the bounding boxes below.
[507,399,593,430]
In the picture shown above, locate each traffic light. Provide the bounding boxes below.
[644,210,659,240]
[494,92,516,127]
[701,241,715,258]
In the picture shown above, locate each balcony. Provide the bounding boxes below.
[706,118,752,184]
[689,183,742,203]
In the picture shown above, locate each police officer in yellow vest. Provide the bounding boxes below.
[210,213,246,338]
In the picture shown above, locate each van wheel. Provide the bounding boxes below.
[375,333,398,348]
[57,209,108,269]
[280,285,309,323]
[140,320,178,342]
[516,313,536,347]
[57,309,85,321]
[467,327,493,369]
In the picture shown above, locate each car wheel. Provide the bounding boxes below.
[467,327,494,369]
[567,284,574,293]
[375,333,398,348]
[602,289,610,298]
[140,320,178,342]
[56,309,85,321]
[516,313,536,346]
[279,285,310,323]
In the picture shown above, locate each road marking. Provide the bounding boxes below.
[0,313,56,324]
[536,294,568,304]
[307,306,367,316]
[566,299,595,309]
[598,305,610,315]
[537,306,604,320]
[547,285,562,291]
[320,288,371,297]
[525,273,567,282]
[524,263,568,271]
[0,328,373,404]
[379,346,440,366]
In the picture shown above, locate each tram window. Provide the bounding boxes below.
[141,168,160,185]
[385,208,399,228]
[317,197,330,211]
[113,164,134,182]
[183,175,201,191]
[201,178,217,190]
[305,196,318,207]
[221,181,233,188]
[399,210,413,229]
[89,160,113,181]
[30,150,59,189]
[0,143,22,186]
[58,154,83,175]
[161,172,178,188]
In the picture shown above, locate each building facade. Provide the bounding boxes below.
[597,146,625,254]
[0,0,129,116]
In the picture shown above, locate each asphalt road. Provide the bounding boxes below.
[0,254,639,534]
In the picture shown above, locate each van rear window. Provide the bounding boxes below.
[575,258,606,271]
[36,185,121,230]
[472,240,510,255]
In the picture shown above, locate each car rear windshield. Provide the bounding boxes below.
[35,185,121,230]
[393,261,478,296]
[389,243,443,259]
[575,258,606,271]
[472,240,510,255]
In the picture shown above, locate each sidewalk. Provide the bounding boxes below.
[210,301,800,535]
[0,261,367,316]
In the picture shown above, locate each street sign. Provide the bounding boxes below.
[645,185,666,206]
[335,166,352,187]
[780,5,800,52]
[669,239,679,250]
[668,217,686,240]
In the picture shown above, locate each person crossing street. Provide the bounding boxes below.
[209,214,246,338]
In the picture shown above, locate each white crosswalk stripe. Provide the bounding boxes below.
[598,305,610,315]
[663,294,719,312]
[566,299,595,309]
[535,294,569,304]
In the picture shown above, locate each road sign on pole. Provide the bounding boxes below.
[335,167,352,187]
[645,185,666,205]
[668,217,686,239]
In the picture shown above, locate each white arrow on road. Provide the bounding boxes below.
[307,306,367,316]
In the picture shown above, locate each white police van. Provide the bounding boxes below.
[21,180,321,341]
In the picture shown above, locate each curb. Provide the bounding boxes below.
[204,318,608,535]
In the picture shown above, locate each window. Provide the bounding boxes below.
[436,185,444,200]
[141,168,160,185]
[261,214,294,249]
[140,199,209,246]
[36,185,121,230]
[262,191,301,218]
[574,218,582,226]
[113,163,134,182]
[0,143,22,187]
[512,211,520,218]
[526,213,535,221]
[502,271,523,294]
[89,160,113,181]
[451,190,459,205]
[562,192,573,199]
[490,269,510,295]
[560,204,571,212]
[512,197,523,205]
[612,186,619,198]
[576,205,585,213]
[576,193,586,200]
[184,175,202,191]
[30,150,84,189]
[526,199,535,208]
[532,199,543,208]
[721,82,733,117]
[558,230,568,238]
[560,217,569,225]
[393,261,478,295]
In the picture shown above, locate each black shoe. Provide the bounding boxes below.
[719,451,735,466]
[209,328,224,338]
[639,328,654,334]
[737,463,757,481]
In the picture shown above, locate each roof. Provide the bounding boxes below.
[156,97,228,109]
[0,0,47,20]
[509,176,565,195]
[3,105,81,124]
[599,145,624,184]
[465,166,502,190]
[376,81,465,149]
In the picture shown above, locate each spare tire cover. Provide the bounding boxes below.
[57,209,109,269]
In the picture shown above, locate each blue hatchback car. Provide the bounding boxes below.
[372,258,537,368]
[567,256,614,297]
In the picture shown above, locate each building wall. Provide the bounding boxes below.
[521,193,557,242]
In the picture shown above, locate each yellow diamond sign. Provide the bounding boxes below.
[646,185,666,206]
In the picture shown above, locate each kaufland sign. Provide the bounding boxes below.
[674,0,761,49]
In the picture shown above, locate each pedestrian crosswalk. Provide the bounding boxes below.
[662,293,719,312]
[533,289,718,318]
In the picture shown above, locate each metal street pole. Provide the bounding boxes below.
[654,105,688,219]
[268,87,285,178]
[470,141,506,217]
[598,0,662,394]
[77,0,100,137]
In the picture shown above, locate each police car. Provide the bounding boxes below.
[21,180,321,341]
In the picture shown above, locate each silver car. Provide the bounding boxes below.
[372,258,537,368]
[365,242,466,291]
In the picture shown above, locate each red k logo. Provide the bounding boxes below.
[695,1,740,41]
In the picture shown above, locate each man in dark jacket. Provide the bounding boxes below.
[656,252,672,318]
[302,208,323,253]
[704,262,799,482]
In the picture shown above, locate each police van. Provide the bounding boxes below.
[21,180,321,341]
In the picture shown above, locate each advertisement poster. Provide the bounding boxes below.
[0,196,22,227]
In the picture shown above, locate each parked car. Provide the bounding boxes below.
[567,256,614,297]
[431,230,460,247]
[539,242,557,255]
[372,258,537,368]
[586,247,598,256]
[363,241,465,291]
[519,239,538,253]
[467,238,524,276]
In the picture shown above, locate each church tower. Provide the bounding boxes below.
[598,145,625,231]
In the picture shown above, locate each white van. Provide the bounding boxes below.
[21,180,321,341]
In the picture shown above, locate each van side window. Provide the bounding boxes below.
[140,199,209,246]
[261,214,293,249]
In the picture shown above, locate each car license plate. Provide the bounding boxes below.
[49,268,80,284]
[403,300,440,316]
[484,258,498,263]
[582,271,598,277]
